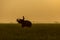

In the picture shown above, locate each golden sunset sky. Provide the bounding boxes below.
[0,0,60,23]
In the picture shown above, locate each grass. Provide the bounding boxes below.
[0,23,58,40]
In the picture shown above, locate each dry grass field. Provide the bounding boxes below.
[0,23,58,40]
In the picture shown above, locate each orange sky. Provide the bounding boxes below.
[0,0,60,23]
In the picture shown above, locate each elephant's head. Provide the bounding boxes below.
[16,18,24,23]
[16,16,25,23]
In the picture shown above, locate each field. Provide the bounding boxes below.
[0,23,58,40]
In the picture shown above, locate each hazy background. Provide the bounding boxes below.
[0,0,60,23]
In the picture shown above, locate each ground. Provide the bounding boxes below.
[0,23,58,40]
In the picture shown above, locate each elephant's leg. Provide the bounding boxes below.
[21,24,25,28]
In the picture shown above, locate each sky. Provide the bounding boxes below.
[0,0,60,23]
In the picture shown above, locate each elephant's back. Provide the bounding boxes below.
[24,20,32,26]
[25,20,32,24]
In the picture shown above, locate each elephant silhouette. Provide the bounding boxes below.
[16,16,32,28]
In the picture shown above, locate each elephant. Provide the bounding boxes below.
[16,16,32,28]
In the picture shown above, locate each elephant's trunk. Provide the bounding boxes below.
[16,19,20,23]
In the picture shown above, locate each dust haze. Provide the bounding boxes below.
[0,0,60,23]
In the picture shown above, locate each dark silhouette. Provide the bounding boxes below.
[16,16,32,28]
